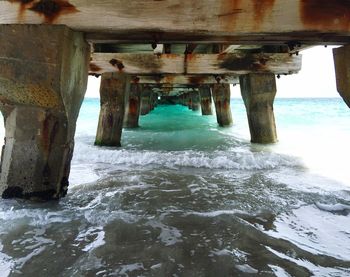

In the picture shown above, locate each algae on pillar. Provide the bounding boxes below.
[199,85,213,115]
[333,45,350,108]
[0,25,89,200]
[95,73,130,147]
[212,84,233,127]
[239,73,277,144]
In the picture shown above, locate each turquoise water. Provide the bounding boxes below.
[1,97,350,276]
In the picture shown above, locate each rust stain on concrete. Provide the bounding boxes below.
[189,75,205,85]
[10,0,34,21]
[251,0,275,27]
[163,75,175,84]
[89,63,102,73]
[29,0,79,23]
[218,0,243,30]
[41,113,59,156]
[10,0,79,23]
[109,59,125,71]
[128,98,139,115]
[300,0,350,29]
[218,53,268,72]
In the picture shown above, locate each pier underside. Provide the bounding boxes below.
[0,1,350,199]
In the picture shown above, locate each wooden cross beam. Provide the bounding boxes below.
[130,75,239,85]
[90,53,302,75]
[151,87,198,96]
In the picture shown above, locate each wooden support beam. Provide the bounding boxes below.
[151,88,197,96]
[90,53,302,75]
[134,75,239,85]
[2,1,350,44]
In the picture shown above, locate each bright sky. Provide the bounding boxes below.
[85,46,340,99]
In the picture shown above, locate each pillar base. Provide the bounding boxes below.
[1,107,72,200]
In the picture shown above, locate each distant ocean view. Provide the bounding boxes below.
[0,97,350,276]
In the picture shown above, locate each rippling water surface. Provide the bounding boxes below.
[0,98,350,276]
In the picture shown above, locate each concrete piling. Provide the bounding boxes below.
[0,25,89,200]
[140,85,152,115]
[212,84,233,127]
[95,73,130,147]
[190,90,201,111]
[124,82,141,128]
[199,86,213,115]
[187,93,193,110]
[150,93,158,111]
[333,45,350,108]
[239,73,278,144]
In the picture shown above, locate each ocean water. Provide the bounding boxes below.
[0,97,350,276]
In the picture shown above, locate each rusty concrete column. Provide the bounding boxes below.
[150,92,158,111]
[190,90,201,111]
[199,85,213,115]
[95,73,130,147]
[0,25,89,200]
[124,82,141,128]
[187,93,193,110]
[239,73,278,144]
[333,45,350,108]
[181,94,186,106]
[212,84,233,127]
[140,85,152,115]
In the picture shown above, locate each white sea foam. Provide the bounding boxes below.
[187,210,244,217]
[315,202,350,215]
[266,246,350,276]
[235,264,258,274]
[266,205,350,261]
[116,263,144,275]
[75,226,106,252]
[0,242,13,277]
[210,248,248,262]
[0,209,71,227]
[72,142,300,172]
[268,265,292,277]
[146,220,182,246]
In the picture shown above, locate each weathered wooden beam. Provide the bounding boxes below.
[151,88,198,96]
[133,75,239,85]
[90,53,302,75]
[2,1,350,44]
